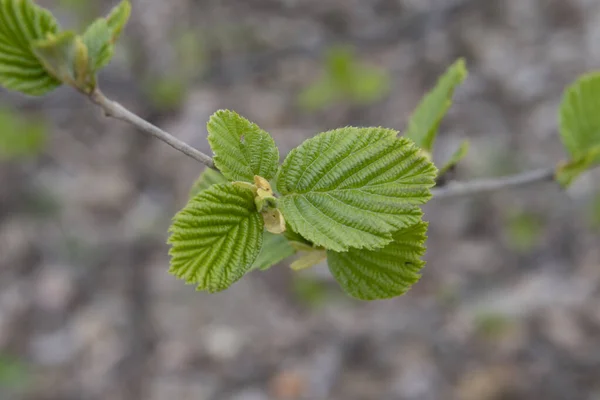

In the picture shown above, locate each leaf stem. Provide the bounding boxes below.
[431,167,556,199]
[88,89,216,169]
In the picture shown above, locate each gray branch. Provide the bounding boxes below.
[89,89,216,169]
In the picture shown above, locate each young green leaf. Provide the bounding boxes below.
[277,127,437,252]
[106,0,131,43]
[438,139,470,175]
[189,168,228,198]
[404,58,467,152]
[82,18,113,73]
[31,31,95,91]
[251,231,296,271]
[327,221,428,300]
[168,183,263,292]
[207,110,279,182]
[559,72,600,175]
[0,0,62,95]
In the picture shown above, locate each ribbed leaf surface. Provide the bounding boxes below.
[251,231,296,271]
[207,110,279,182]
[0,0,61,95]
[327,221,428,300]
[277,127,437,252]
[189,168,228,198]
[168,183,263,292]
[404,58,467,151]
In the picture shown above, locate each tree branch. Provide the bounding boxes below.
[431,167,556,199]
[89,89,216,169]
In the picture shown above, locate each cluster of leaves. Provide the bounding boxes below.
[169,110,437,300]
[0,0,130,95]
[1,0,600,301]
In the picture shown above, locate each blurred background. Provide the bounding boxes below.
[1,0,600,399]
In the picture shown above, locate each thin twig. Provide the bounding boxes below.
[431,167,556,199]
[89,89,216,169]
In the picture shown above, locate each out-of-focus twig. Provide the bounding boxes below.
[432,167,556,199]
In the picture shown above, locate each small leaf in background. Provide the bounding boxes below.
[0,108,47,159]
[189,168,228,198]
[277,127,437,252]
[326,221,428,300]
[298,45,390,111]
[0,0,62,95]
[503,210,544,253]
[168,183,263,292]
[251,231,296,271]
[557,72,600,186]
[82,18,113,72]
[105,0,131,43]
[207,110,280,182]
[438,139,470,176]
[404,58,467,152]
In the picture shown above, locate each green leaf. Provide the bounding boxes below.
[438,139,469,175]
[168,183,263,292]
[277,127,437,252]
[0,0,62,95]
[207,110,280,182]
[31,31,92,89]
[106,0,131,43]
[82,18,113,72]
[327,221,428,300]
[251,231,296,271]
[555,145,600,187]
[559,72,600,164]
[189,168,228,198]
[405,58,467,152]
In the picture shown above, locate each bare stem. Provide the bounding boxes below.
[431,167,556,199]
[89,89,216,169]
